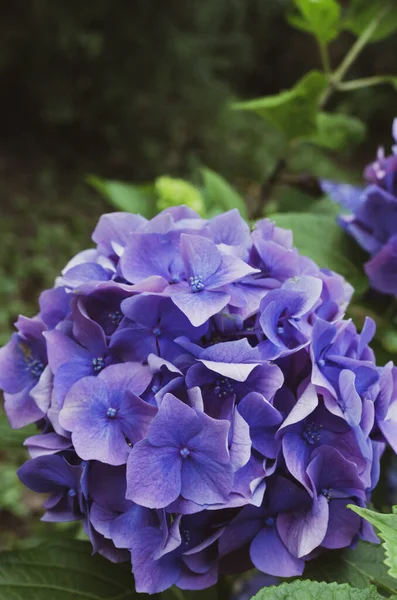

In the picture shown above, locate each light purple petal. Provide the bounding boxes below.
[126,440,181,508]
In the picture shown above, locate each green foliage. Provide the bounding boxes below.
[0,412,35,451]
[232,71,328,141]
[349,506,397,582]
[345,1,397,43]
[269,212,368,294]
[87,176,156,218]
[303,541,397,597]
[201,167,248,218]
[306,112,366,151]
[155,176,205,214]
[0,540,137,599]
[251,580,383,600]
[288,0,342,43]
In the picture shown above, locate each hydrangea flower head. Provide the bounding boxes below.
[323,118,397,296]
[1,205,395,594]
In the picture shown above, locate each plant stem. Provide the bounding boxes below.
[336,75,393,91]
[320,6,390,108]
[216,576,232,600]
[318,41,331,75]
[334,6,389,82]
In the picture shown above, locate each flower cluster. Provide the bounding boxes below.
[323,119,397,296]
[1,206,396,594]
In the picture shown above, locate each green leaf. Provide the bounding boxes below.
[86,175,156,218]
[289,144,361,182]
[0,410,35,450]
[269,212,368,294]
[345,1,397,43]
[350,505,397,582]
[232,71,328,140]
[201,167,248,218]
[288,0,342,43]
[306,112,366,151]
[271,185,317,214]
[155,176,205,215]
[303,540,397,597]
[0,540,137,599]
[252,580,383,600]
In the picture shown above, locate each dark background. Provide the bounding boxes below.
[0,0,396,341]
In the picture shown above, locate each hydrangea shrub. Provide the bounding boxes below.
[0,206,396,594]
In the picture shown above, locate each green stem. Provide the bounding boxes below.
[318,41,331,75]
[334,6,389,82]
[319,6,390,108]
[216,576,232,600]
[336,75,393,91]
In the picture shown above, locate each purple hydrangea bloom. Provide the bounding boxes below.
[323,119,397,296]
[1,204,396,594]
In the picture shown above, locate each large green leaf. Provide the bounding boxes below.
[232,71,328,140]
[201,167,248,218]
[288,0,342,43]
[86,175,156,218]
[303,541,397,597]
[0,540,136,600]
[269,212,368,294]
[345,1,397,43]
[350,506,397,582]
[306,112,366,151]
[252,580,383,600]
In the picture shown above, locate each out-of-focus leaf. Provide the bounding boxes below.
[201,167,248,218]
[270,212,368,294]
[306,112,366,151]
[272,185,317,214]
[232,71,328,140]
[289,144,361,182]
[288,0,342,43]
[350,505,397,582]
[0,540,136,600]
[86,175,156,218]
[345,1,397,43]
[252,580,383,600]
[155,176,205,214]
[0,411,35,450]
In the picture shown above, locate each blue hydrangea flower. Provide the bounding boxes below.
[1,205,396,594]
[323,119,397,296]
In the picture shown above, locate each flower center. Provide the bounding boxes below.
[189,275,205,293]
[321,488,333,502]
[152,327,161,337]
[28,359,45,378]
[151,384,160,394]
[109,311,123,326]
[302,422,321,445]
[106,407,118,419]
[277,326,284,335]
[265,517,274,527]
[318,358,326,368]
[92,357,105,373]
[214,378,234,399]
[180,447,190,458]
[170,275,180,284]
[182,528,191,545]
[68,488,77,498]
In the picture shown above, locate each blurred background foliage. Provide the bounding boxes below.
[2,0,397,548]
